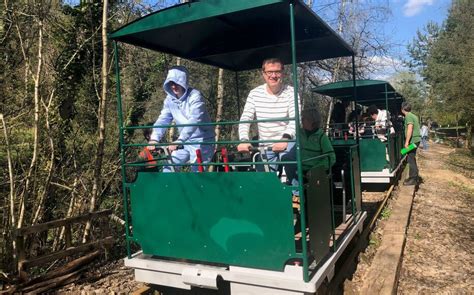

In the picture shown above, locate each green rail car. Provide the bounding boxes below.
[110,1,366,293]
[314,80,406,184]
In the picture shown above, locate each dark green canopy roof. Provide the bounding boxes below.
[313,79,404,106]
[109,0,354,71]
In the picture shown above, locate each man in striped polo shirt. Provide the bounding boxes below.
[237,58,298,172]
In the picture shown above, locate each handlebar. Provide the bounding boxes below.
[235,145,272,153]
[149,144,184,152]
[249,146,273,153]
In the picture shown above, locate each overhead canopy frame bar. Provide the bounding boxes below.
[109,0,354,71]
[313,79,404,108]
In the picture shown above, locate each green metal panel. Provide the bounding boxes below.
[129,172,296,271]
[386,133,405,172]
[350,147,362,212]
[331,144,361,229]
[397,132,405,162]
[359,139,388,172]
[387,136,397,171]
[339,137,402,174]
[331,139,357,146]
[109,0,354,71]
[306,167,332,264]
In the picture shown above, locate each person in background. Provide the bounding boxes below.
[420,122,429,150]
[147,66,215,172]
[237,57,299,172]
[361,113,374,137]
[367,104,394,141]
[347,106,364,139]
[282,107,336,187]
[330,100,349,137]
[348,115,366,138]
[401,102,421,185]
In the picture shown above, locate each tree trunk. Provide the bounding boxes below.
[325,0,346,129]
[32,90,56,224]
[214,68,225,141]
[53,174,78,251]
[83,0,108,242]
[208,68,225,173]
[18,19,43,228]
[1,114,16,259]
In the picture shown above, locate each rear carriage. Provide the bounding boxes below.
[109,1,366,293]
[314,80,406,184]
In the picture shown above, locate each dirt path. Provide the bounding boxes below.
[56,260,146,294]
[398,143,474,293]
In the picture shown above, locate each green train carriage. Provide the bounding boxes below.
[314,80,406,184]
[109,1,366,294]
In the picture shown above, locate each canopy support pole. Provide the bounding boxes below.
[351,54,359,220]
[113,41,132,258]
[289,2,309,283]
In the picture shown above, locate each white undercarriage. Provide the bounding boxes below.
[361,156,406,183]
[125,212,367,294]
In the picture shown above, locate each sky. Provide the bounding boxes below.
[388,0,451,54]
[375,0,451,78]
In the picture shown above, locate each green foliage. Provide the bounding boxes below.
[405,0,473,151]
[122,48,172,138]
[368,234,380,247]
[425,0,474,127]
[390,71,428,118]
[381,207,392,220]
[406,21,440,76]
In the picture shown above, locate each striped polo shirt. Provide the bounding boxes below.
[239,84,299,146]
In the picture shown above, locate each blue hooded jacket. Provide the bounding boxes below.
[150,66,215,143]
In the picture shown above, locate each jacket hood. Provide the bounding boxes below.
[163,66,189,100]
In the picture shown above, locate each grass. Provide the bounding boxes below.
[448,181,474,196]
[369,235,380,248]
[381,207,392,220]
[445,149,474,177]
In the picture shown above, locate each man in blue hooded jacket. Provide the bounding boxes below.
[147,66,215,172]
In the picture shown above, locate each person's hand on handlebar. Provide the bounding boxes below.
[272,142,288,152]
[167,143,180,152]
[237,143,252,153]
[147,140,159,151]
